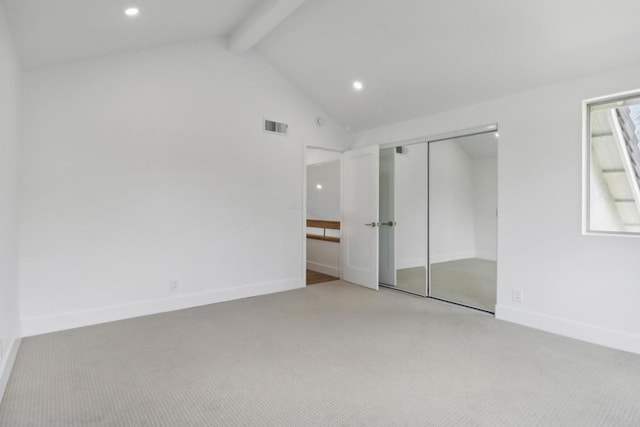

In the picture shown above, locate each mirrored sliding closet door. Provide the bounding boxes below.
[379,143,428,296]
[428,133,498,312]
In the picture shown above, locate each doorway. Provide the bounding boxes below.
[305,147,342,285]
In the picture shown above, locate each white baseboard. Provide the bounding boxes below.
[306,261,339,277]
[496,305,640,355]
[21,278,304,337]
[0,338,21,404]
[430,251,476,264]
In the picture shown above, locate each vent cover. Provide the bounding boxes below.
[264,119,289,135]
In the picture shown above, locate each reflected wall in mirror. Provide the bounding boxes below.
[429,132,497,312]
[585,91,640,235]
[379,148,396,286]
[379,144,428,296]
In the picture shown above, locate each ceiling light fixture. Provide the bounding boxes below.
[316,184,323,190]
[495,132,500,138]
[124,7,140,17]
[353,81,364,91]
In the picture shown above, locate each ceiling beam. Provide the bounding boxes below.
[228,0,308,54]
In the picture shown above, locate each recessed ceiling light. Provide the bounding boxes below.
[495,132,500,138]
[316,184,323,190]
[353,81,364,91]
[124,7,140,17]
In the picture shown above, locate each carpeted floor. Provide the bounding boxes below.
[1,281,639,426]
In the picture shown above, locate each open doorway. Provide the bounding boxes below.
[305,148,342,285]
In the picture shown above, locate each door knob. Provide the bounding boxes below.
[364,222,379,228]
[380,221,395,227]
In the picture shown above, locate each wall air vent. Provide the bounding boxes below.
[264,119,289,136]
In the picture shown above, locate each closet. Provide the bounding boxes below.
[378,132,498,312]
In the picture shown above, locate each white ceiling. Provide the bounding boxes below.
[1,0,261,69]
[4,0,640,131]
[256,0,640,130]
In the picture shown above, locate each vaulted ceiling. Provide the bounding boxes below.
[1,0,262,68]
[4,0,640,131]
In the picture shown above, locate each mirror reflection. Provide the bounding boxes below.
[379,143,428,296]
[429,133,498,312]
[586,94,640,235]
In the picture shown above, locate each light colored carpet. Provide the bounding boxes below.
[2,281,640,426]
[430,258,497,312]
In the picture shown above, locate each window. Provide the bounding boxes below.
[584,90,640,236]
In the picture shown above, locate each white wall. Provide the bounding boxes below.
[429,140,476,263]
[353,64,640,354]
[472,157,498,260]
[306,148,341,165]
[395,144,427,269]
[0,3,21,400]
[19,38,349,335]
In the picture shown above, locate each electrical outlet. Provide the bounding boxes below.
[169,280,180,292]
[512,288,523,303]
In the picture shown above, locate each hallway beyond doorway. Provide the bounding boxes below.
[306,270,339,285]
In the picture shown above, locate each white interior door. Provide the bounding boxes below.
[342,145,379,289]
